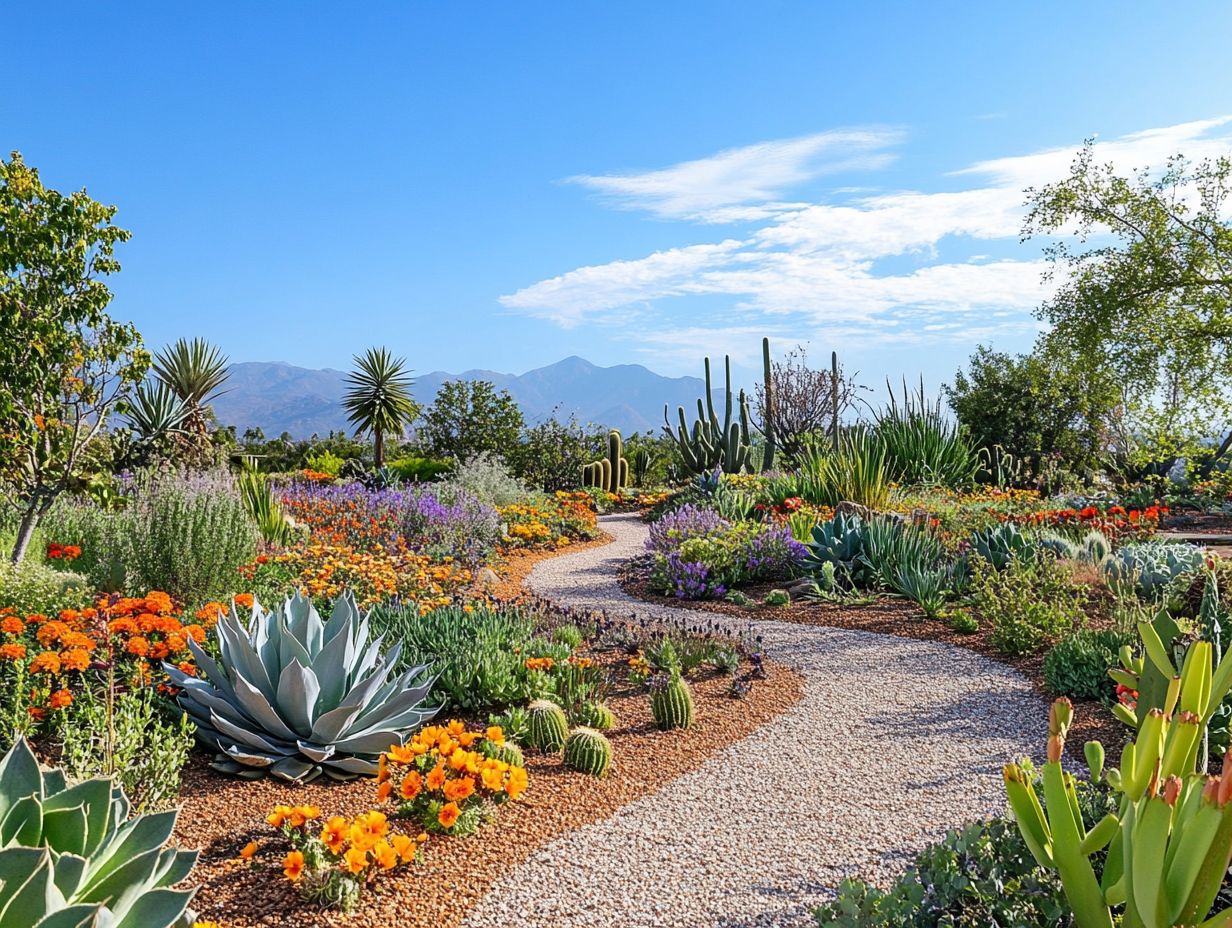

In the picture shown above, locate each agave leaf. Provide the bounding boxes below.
[42,780,113,860]
[322,593,358,644]
[274,615,313,679]
[323,755,379,776]
[214,620,276,702]
[268,755,319,783]
[34,905,102,928]
[38,769,66,798]
[41,806,88,858]
[180,640,236,703]
[294,741,335,763]
[0,848,59,927]
[307,702,365,745]
[310,626,357,708]
[106,886,194,928]
[0,741,43,821]
[274,659,321,737]
[0,847,48,908]
[225,676,299,743]
[80,811,177,894]
[50,853,88,902]
[221,744,278,767]
[208,711,294,756]
[330,728,419,754]
[0,796,43,849]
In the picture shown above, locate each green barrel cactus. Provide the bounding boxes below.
[575,700,616,731]
[564,727,613,777]
[650,675,695,731]
[0,739,198,928]
[526,699,569,753]
[166,591,438,783]
[489,741,525,768]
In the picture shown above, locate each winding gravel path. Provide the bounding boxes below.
[464,514,1045,928]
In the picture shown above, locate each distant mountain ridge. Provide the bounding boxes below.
[211,356,712,439]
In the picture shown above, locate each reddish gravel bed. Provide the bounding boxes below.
[176,654,804,928]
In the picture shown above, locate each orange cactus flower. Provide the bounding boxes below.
[437,802,461,829]
[443,777,475,802]
[282,850,305,882]
[239,841,257,861]
[399,771,423,801]
[343,846,369,874]
[320,816,348,854]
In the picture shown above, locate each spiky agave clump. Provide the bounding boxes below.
[526,699,568,753]
[0,739,197,928]
[650,675,695,731]
[575,700,616,731]
[167,592,437,783]
[564,727,612,777]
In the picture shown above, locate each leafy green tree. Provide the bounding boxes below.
[947,346,1115,480]
[419,379,524,463]
[1024,143,1232,471]
[341,347,419,468]
[0,152,149,563]
[507,415,607,492]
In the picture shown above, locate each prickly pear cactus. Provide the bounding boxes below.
[563,727,612,777]
[650,675,694,731]
[526,699,568,753]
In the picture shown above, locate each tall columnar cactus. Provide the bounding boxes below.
[564,727,613,777]
[582,429,629,493]
[761,336,776,472]
[526,699,569,753]
[650,675,695,730]
[664,354,755,475]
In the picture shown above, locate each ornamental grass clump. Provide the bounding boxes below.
[167,591,437,782]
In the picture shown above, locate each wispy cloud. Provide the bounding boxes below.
[502,118,1232,357]
[565,127,904,222]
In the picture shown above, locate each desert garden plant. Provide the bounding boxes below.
[168,591,437,782]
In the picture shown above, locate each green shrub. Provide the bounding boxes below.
[56,687,194,812]
[0,559,90,615]
[949,611,979,634]
[305,448,346,476]
[1042,629,1136,701]
[972,555,1087,656]
[813,818,1070,928]
[387,455,454,483]
[872,379,982,490]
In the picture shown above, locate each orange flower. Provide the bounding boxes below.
[372,839,398,870]
[351,810,388,843]
[125,637,150,658]
[282,850,304,881]
[437,802,461,829]
[0,617,24,635]
[343,846,368,874]
[399,771,423,801]
[485,725,505,745]
[233,593,255,609]
[0,644,27,661]
[28,707,46,722]
[320,816,348,854]
[391,833,417,863]
[48,690,72,710]
[288,805,320,827]
[239,841,257,861]
[60,649,90,673]
[505,766,528,801]
[267,805,292,828]
[386,742,416,764]
[29,652,60,674]
[425,763,447,791]
[443,777,475,802]
[376,780,393,802]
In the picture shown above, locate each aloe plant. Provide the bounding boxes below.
[0,739,197,928]
[166,592,437,782]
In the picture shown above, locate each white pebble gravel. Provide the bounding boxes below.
[463,514,1046,928]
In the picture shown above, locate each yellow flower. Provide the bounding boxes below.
[343,846,368,874]
[372,838,398,870]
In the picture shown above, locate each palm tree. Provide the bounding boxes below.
[342,347,419,468]
[152,337,230,438]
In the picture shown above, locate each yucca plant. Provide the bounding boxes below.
[122,380,189,445]
[820,428,891,510]
[0,739,197,928]
[342,347,420,469]
[166,592,437,782]
[152,337,229,438]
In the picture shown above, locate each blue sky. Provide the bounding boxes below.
[6,2,1232,393]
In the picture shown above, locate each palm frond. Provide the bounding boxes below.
[153,337,230,406]
[342,347,419,437]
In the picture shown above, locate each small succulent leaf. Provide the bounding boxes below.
[50,852,87,900]
[274,659,320,738]
[268,756,317,783]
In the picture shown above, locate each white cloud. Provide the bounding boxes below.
[501,118,1232,353]
[565,127,904,222]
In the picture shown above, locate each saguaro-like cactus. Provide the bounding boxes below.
[582,429,629,493]
[663,354,754,475]
[761,336,776,472]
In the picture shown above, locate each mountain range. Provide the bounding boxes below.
[211,356,714,439]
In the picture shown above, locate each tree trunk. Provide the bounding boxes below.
[10,502,40,565]
[374,427,384,469]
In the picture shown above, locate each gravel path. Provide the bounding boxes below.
[464,514,1045,928]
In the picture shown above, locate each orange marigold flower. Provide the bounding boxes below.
[29,652,61,674]
[28,706,45,722]
[437,802,461,829]
[282,850,304,882]
[125,637,150,658]
[48,690,72,710]
[143,591,173,613]
[60,649,90,673]
[239,841,257,861]
[233,593,255,609]
[0,617,24,635]
[0,644,27,661]
[107,618,139,636]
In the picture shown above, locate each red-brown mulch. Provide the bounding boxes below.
[618,562,1127,765]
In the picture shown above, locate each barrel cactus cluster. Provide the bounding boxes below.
[166,591,438,783]
[650,675,695,731]
[575,699,616,731]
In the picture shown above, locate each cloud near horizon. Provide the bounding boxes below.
[499,117,1232,364]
